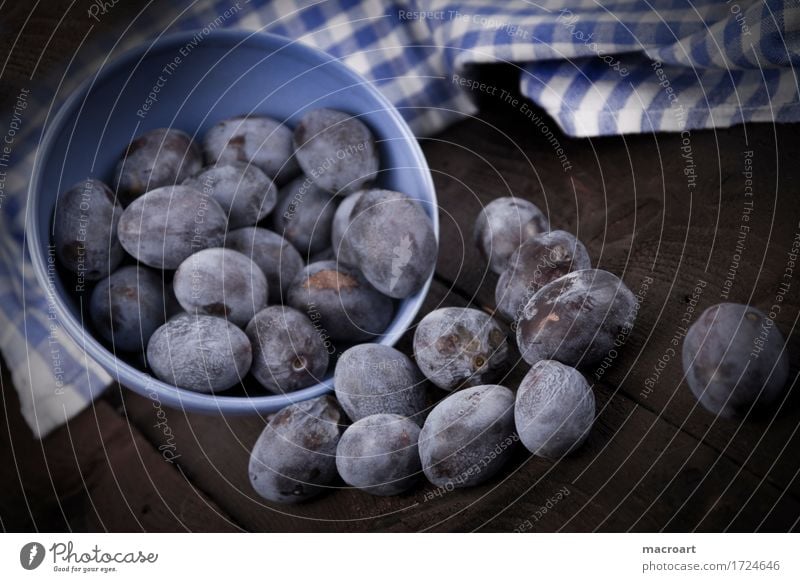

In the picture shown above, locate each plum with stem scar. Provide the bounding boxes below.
[414,307,510,392]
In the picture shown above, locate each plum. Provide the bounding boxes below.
[474,197,549,275]
[271,176,337,257]
[334,344,428,423]
[345,189,437,298]
[224,227,303,302]
[496,230,591,321]
[246,306,329,394]
[89,265,170,352]
[248,395,345,504]
[515,360,595,459]
[287,261,393,343]
[203,116,299,183]
[172,247,268,328]
[418,385,516,489]
[682,303,790,418]
[330,189,364,265]
[114,128,202,205]
[336,414,421,496]
[413,307,510,392]
[516,269,637,368]
[53,177,124,281]
[183,163,277,228]
[116,185,227,269]
[293,108,379,195]
[147,313,252,393]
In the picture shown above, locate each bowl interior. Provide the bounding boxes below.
[31,30,437,414]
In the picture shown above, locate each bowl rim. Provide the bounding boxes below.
[27,28,438,415]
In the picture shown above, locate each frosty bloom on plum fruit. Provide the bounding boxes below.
[53,177,125,281]
[414,307,510,392]
[516,269,637,368]
[203,116,299,183]
[344,189,437,299]
[474,196,549,275]
[515,360,595,459]
[183,163,277,228]
[246,306,329,394]
[287,261,393,343]
[89,265,172,353]
[271,176,337,257]
[116,185,227,269]
[224,227,303,302]
[682,303,789,418]
[293,108,379,195]
[173,247,268,328]
[419,385,517,489]
[147,314,252,393]
[330,189,364,264]
[336,414,422,496]
[249,395,345,504]
[496,230,591,321]
[114,128,203,205]
[334,344,428,423]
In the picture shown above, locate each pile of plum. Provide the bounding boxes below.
[248,196,791,504]
[54,109,790,505]
[54,109,437,397]
[251,197,643,503]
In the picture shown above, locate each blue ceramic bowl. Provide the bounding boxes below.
[28,30,437,415]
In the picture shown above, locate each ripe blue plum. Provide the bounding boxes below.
[172,248,268,328]
[246,306,329,394]
[203,116,299,183]
[271,176,336,257]
[418,385,516,489]
[224,227,303,302]
[183,163,277,228]
[287,261,393,343]
[147,313,252,393]
[496,230,591,321]
[248,395,345,504]
[116,185,227,269]
[89,265,171,352]
[682,303,790,418]
[345,189,437,298]
[334,344,427,423]
[515,360,595,459]
[336,414,421,496]
[413,307,510,392]
[516,269,637,368]
[474,197,549,275]
[114,128,202,205]
[292,108,379,195]
[53,178,124,281]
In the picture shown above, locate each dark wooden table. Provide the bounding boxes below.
[1,4,799,533]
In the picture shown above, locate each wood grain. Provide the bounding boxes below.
[0,360,239,532]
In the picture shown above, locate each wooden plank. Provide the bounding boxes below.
[0,360,239,532]
[423,99,800,502]
[122,280,800,532]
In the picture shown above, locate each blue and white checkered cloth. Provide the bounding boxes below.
[3,0,798,436]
